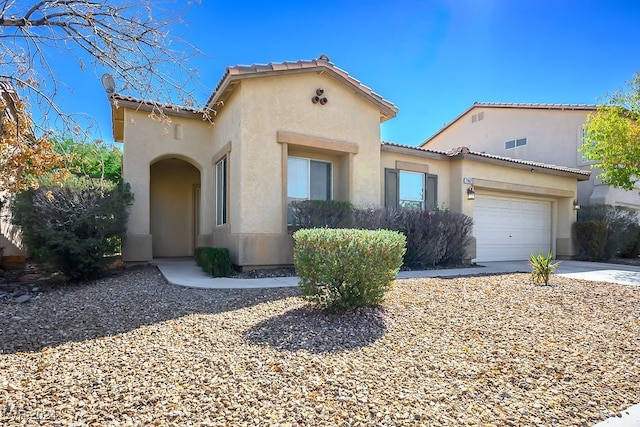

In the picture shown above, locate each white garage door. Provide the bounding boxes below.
[473,194,551,262]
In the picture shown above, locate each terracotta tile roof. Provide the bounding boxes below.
[422,101,597,146]
[206,56,398,122]
[110,93,204,117]
[382,142,591,179]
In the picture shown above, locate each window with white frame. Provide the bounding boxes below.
[287,156,332,222]
[215,157,227,225]
[505,137,527,150]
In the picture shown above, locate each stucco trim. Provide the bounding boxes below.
[212,141,232,165]
[277,131,358,154]
[473,178,574,198]
[395,161,429,174]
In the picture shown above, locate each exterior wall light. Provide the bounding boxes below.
[573,200,581,210]
[467,185,475,200]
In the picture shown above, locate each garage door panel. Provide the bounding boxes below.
[474,194,551,262]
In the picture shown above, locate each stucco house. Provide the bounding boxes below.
[109,57,589,267]
[421,102,640,211]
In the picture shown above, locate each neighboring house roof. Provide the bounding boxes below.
[421,102,598,147]
[206,56,398,122]
[382,141,591,180]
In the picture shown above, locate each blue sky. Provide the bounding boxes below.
[60,0,640,146]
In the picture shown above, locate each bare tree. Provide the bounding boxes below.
[0,1,210,194]
[0,0,208,138]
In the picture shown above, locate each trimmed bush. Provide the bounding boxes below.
[573,220,608,261]
[11,176,133,280]
[289,200,355,230]
[290,201,473,268]
[578,204,639,259]
[293,228,406,312]
[195,247,233,277]
[354,207,473,268]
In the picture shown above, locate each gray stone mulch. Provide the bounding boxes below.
[1,266,639,426]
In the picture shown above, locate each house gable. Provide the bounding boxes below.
[207,56,398,123]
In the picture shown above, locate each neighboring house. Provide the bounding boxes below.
[421,102,640,210]
[108,57,589,267]
[0,81,27,258]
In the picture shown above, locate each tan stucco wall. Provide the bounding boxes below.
[424,108,589,167]
[121,70,386,267]
[121,109,214,262]
[234,72,382,230]
[150,159,200,257]
[456,159,578,258]
[212,72,384,268]
[423,107,640,210]
[379,146,580,260]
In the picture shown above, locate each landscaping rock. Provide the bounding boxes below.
[13,294,31,303]
[0,266,638,426]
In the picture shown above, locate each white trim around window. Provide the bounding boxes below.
[215,157,227,226]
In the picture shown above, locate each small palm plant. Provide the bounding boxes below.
[529,252,560,286]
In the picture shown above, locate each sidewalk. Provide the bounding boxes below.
[153,258,640,289]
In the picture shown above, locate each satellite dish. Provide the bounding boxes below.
[101,74,116,94]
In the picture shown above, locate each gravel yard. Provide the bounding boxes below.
[1,266,639,426]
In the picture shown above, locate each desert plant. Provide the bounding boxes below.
[11,175,133,280]
[293,228,406,312]
[573,220,608,262]
[195,247,233,277]
[529,252,560,286]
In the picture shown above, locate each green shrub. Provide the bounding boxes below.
[195,247,233,277]
[11,176,133,280]
[354,207,473,268]
[289,200,355,230]
[529,252,559,286]
[578,204,639,259]
[290,202,473,268]
[573,220,608,261]
[620,227,640,258]
[293,228,406,312]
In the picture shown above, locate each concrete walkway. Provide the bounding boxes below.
[153,258,640,427]
[154,258,640,289]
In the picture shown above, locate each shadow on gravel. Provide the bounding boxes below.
[0,266,299,354]
[243,306,387,353]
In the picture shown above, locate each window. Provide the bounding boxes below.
[399,171,425,209]
[287,156,332,221]
[215,157,227,225]
[385,168,437,210]
[505,137,527,150]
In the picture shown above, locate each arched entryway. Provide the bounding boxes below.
[150,158,201,257]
